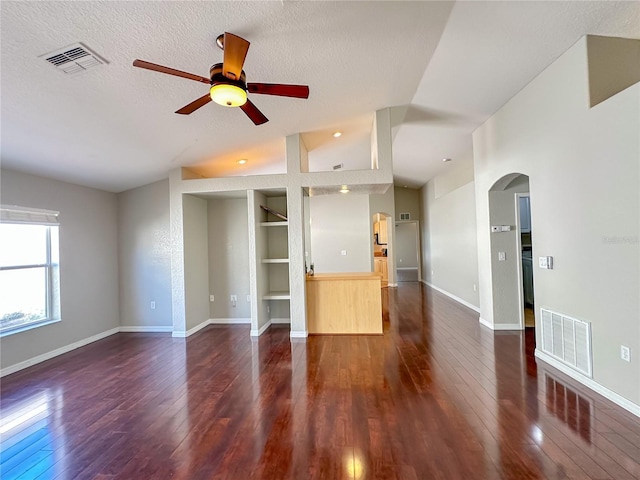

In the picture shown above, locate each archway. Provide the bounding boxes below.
[487,173,533,330]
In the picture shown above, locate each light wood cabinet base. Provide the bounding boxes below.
[306,273,383,334]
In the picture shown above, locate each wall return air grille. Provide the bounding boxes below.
[400,213,410,220]
[40,43,106,75]
[540,308,592,377]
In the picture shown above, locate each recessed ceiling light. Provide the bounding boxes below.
[403,185,408,188]
[339,185,349,193]
[442,158,452,162]
[237,159,247,165]
[333,132,342,138]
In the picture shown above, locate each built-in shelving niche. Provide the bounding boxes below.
[256,191,290,324]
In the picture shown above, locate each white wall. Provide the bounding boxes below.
[207,197,251,320]
[420,162,480,309]
[473,37,639,406]
[183,194,210,331]
[394,186,420,221]
[118,179,172,328]
[0,169,119,369]
[395,222,419,269]
[310,194,371,273]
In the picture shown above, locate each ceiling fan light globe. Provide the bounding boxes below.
[210,84,247,107]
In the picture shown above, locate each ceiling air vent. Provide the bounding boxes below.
[333,163,344,170]
[40,43,106,75]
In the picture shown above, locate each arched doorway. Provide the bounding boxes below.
[488,173,534,330]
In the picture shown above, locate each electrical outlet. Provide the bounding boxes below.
[341,250,347,256]
[210,295,215,302]
[498,251,506,261]
[150,301,156,310]
[266,305,270,313]
[230,295,237,302]
[621,345,631,362]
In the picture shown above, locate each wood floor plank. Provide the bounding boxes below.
[1,283,639,479]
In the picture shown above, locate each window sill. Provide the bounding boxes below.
[0,318,61,338]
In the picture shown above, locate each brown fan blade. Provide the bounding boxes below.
[222,33,250,81]
[133,60,210,84]
[247,83,309,99]
[175,94,212,115]
[240,99,268,125]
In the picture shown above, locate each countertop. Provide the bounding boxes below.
[306,272,382,281]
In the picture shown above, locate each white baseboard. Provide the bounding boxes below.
[290,330,308,338]
[250,321,271,337]
[210,318,251,324]
[172,318,211,338]
[0,327,120,378]
[271,318,291,324]
[119,325,172,333]
[422,280,481,313]
[479,317,493,329]
[535,349,640,417]
[388,283,398,288]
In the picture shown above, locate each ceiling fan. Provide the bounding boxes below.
[133,32,309,125]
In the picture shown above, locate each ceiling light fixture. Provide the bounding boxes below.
[237,159,247,165]
[339,185,349,193]
[210,83,247,107]
[442,158,452,162]
[333,131,342,138]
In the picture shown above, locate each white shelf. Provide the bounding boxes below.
[263,291,291,300]
[260,221,288,227]
[261,258,289,264]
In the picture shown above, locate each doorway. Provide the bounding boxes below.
[395,221,420,282]
[516,193,535,328]
[488,173,534,330]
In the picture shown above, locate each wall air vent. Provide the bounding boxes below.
[40,43,106,75]
[400,213,410,220]
[540,308,592,377]
[333,163,344,170]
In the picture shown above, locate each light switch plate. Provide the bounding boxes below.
[498,251,506,261]
[341,250,347,256]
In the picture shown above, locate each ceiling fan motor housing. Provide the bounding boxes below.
[210,63,246,88]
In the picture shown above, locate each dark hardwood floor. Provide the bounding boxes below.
[1,283,639,479]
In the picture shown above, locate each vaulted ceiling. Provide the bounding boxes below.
[1,1,638,192]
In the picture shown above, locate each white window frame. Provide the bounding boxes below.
[0,206,61,336]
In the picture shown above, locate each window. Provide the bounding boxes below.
[0,206,60,335]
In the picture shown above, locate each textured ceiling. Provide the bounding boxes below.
[0,1,452,192]
[1,1,638,193]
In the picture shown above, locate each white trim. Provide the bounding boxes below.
[535,349,640,418]
[250,321,271,337]
[172,318,210,338]
[0,327,119,378]
[271,318,291,324]
[492,323,522,331]
[290,330,308,338]
[422,280,481,313]
[479,317,493,329]
[209,318,251,324]
[388,283,398,288]
[119,326,172,333]
[397,267,419,271]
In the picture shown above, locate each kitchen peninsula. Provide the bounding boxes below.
[306,272,383,334]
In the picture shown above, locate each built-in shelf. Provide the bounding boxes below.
[260,221,288,227]
[263,291,291,300]
[261,258,289,264]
